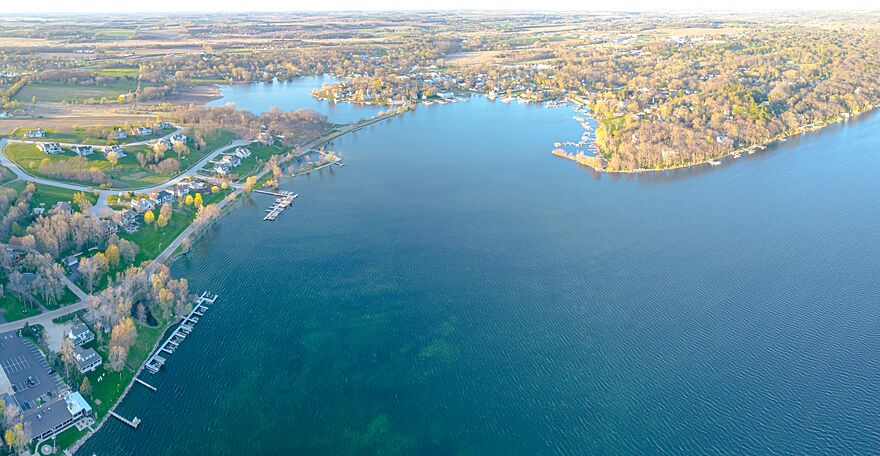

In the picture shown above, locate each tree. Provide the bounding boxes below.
[4,423,26,455]
[159,202,172,221]
[105,244,120,269]
[243,176,257,193]
[78,256,100,293]
[60,338,74,379]
[221,181,229,190]
[157,214,168,228]
[73,192,92,213]
[211,185,219,193]
[193,193,203,207]
[143,210,155,224]
[184,194,194,206]
[118,238,139,265]
[107,150,119,169]
[107,345,127,373]
[173,141,189,159]
[80,377,92,396]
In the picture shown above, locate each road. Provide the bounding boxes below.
[0,136,250,197]
[5,126,184,149]
[0,243,90,333]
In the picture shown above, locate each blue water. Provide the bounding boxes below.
[208,75,385,124]
[82,93,880,454]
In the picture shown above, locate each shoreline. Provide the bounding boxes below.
[64,110,400,455]
[559,98,878,175]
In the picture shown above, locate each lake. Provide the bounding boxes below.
[208,75,385,124]
[82,86,880,454]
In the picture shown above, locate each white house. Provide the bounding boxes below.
[26,128,45,139]
[73,346,102,373]
[38,142,63,154]
[72,145,93,157]
[68,320,95,346]
[132,127,153,136]
[233,147,252,159]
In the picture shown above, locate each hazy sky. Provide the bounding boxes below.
[5,0,879,13]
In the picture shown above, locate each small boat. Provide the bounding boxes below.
[708,159,722,166]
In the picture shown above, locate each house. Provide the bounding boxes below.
[186,180,208,193]
[64,255,79,268]
[112,130,128,140]
[213,163,230,175]
[154,190,174,205]
[256,132,275,145]
[130,198,155,213]
[157,121,173,130]
[32,207,45,217]
[102,145,127,158]
[25,392,93,442]
[172,184,190,198]
[26,128,45,138]
[169,134,188,145]
[50,201,74,217]
[156,138,173,149]
[119,210,140,233]
[219,155,241,167]
[72,145,93,157]
[72,346,102,373]
[101,219,118,237]
[68,320,95,346]
[233,147,252,159]
[38,142,62,154]
[132,126,153,136]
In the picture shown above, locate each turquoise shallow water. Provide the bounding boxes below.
[83,92,880,454]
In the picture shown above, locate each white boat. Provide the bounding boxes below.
[708,159,722,166]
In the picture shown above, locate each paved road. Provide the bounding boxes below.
[0,243,90,333]
[0,136,249,196]
[6,126,184,149]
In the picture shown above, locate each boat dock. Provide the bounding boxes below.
[145,291,219,374]
[260,190,298,221]
[109,411,141,429]
[134,377,157,391]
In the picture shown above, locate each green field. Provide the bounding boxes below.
[95,67,139,77]
[14,81,137,103]
[8,180,98,209]
[0,295,40,322]
[6,143,174,189]
[10,125,172,146]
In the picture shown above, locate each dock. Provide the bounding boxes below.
[134,377,157,391]
[145,291,218,374]
[260,190,298,221]
[109,411,141,429]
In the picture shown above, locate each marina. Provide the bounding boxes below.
[145,292,219,374]
[257,190,298,221]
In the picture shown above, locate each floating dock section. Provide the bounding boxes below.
[145,291,218,374]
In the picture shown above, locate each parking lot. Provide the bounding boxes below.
[0,331,68,411]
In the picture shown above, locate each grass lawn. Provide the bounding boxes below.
[10,125,173,146]
[0,295,41,322]
[5,142,172,189]
[232,142,284,178]
[7,180,98,209]
[120,190,230,262]
[14,81,138,103]
[95,67,139,77]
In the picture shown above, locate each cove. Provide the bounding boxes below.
[82,94,880,454]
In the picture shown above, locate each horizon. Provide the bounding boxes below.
[4,1,880,14]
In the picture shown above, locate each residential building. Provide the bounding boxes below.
[119,210,140,233]
[101,219,118,236]
[112,130,128,140]
[130,198,155,213]
[26,128,45,138]
[72,145,93,157]
[50,201,74,217]
[157,121,172,130]
[68,320,95,346]
[38,142,62,154]
[132,126,153,136]
[170,134,188,145]
[154,190,174,205]
[103,145,127,158]
[213,163,230,175]
[219,155,241,167]
[72,346,102,374]
[233,147,252,159]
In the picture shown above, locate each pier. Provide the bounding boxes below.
[145,291,218,374]
[259,190,298,221]
[134,378,157,391]
[109,411,141,429]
